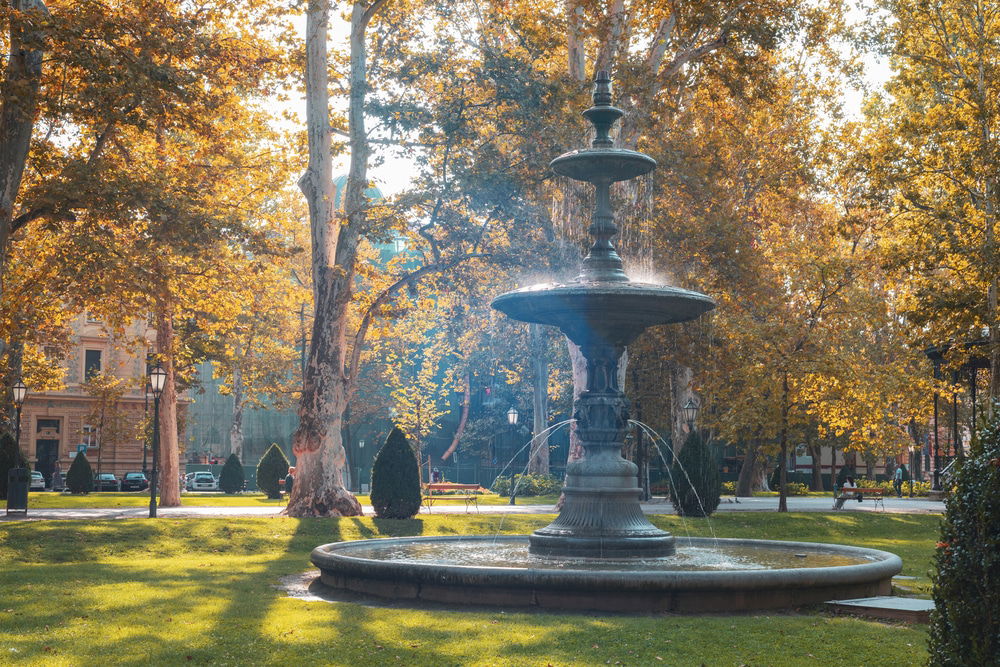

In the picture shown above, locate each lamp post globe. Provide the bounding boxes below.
[682,398,699,429]
[148,364,167,518]
[507,406,519,426]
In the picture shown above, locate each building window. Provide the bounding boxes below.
[86,311,101,324]
[392,237,407,253]
[84,349,102,380]
[82,425,97,449]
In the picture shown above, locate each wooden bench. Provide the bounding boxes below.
[834,487,884,511]
[421,483,482,513]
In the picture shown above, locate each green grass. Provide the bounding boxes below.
[0,513,936,666]
[24,492,562,509]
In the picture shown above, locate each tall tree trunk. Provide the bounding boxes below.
[736,440,758,497]
[229,362,244,461]
[778,372,789,512]
[156,303,181,507]
[670,363,694,456]
[830,443,839,493]
[287,0,387,517]
[0,0,48,300]
[441,373,470,461]
[808,443,823,491]
[528,324,550,474]
[565,0,586,82]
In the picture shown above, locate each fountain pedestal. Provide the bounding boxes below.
[491,71,714,559]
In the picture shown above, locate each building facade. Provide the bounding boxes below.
[19,313,156,486]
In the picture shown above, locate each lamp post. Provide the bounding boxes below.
[507,406,519,505]
[12,381,26,475]
[142,383,153,477]
[357,439,365,493]
[148,364,167,518]
[681,398,699,471]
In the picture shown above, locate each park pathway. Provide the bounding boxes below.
[1,495,945,521]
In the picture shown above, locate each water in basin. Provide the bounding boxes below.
[339,539,873,572]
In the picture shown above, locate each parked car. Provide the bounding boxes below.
[30,470,46,491]
[94,473,120,491]
[120,472,149,492]
[189,471,218,491]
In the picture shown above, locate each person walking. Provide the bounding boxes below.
[284,466,296,500]
[893,465,905,498]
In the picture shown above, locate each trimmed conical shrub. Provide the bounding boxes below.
[370,427,421,519]
[668,430,721,517]
[256,443,289,499]
[66,452,94,494]
[0,431,27,500]
[219,453,245,494]
[929,402,1000,665]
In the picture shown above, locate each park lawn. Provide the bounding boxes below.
[23,492,561,509]
[0,513,936,666]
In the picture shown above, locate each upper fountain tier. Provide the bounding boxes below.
[492,71,714,346]
[549,72,656,185]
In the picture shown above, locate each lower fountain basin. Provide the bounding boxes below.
[311,535,901,613]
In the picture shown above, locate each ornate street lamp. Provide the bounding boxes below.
[682,398,699,429]
[148,364,167,519]
[12,379,27,455]
[507,406,520,505]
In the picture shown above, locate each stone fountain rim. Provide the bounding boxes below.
[492,280,717,303]
[311,535,902,592]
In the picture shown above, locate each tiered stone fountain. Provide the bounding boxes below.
[310,73,901,612]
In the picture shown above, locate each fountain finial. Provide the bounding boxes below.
[584,71,623,149]
[593,70,612,105]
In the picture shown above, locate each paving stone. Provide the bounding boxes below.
[826,596,933,623]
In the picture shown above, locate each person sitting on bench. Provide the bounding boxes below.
[834,476,863,509]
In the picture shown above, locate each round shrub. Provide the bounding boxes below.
[929,403,1000,665]
[785,481,810,496]
[0,431,27,500]
[668,430,721,517]
[218,453,245,494]
[370,427,421,519]
[66,452,94,494]
[256,443,289,499]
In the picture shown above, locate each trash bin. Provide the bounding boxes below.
[6,467,29,515]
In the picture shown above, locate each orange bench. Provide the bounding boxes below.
[421,483,482,513]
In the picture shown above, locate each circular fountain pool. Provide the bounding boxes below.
[311,536,901,613]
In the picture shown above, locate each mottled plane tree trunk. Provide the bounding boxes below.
[287,0,389,517]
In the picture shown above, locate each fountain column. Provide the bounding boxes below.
[492,71,716,558]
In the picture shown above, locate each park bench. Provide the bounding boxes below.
[421,483,482,513]
[833,487,884,511]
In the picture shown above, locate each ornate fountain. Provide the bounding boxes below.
[491,70,714,559]
[309,73,901,613]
